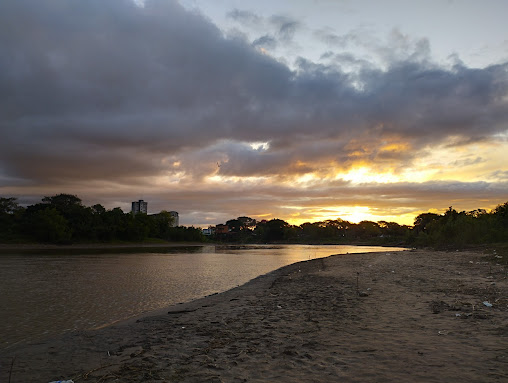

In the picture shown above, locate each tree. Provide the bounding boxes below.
[237,216,257,230]
[167,226,205,242]
[28,207,71,243]
[493,202,508,226]
[255,219,289,242]
[39,194,95,241]
[219,216,258,242]
[413,213,441,234]
[91,204,106,215]
[151,211,175,238]
[0,197,21,214]
[301,222,322,241]
[379,221,407,236]
[42,194,82,211]
[0,197,24,241]
[226,219,242,233]
[130,212,152,241]
[348,221,381,239]
[101,207,130,240]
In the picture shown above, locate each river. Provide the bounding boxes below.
[0,244,406,349]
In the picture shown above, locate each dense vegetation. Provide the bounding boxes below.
[1,194,507,247]
[216,203,508,247]
[0,194,204,244]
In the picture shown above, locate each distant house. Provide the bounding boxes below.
[202,226,216,236]
[215,224,229,234]
[131,200,148,214]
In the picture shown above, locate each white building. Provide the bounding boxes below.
[131,200,148,214]
[202,226,215,236]
[169,211,179,227]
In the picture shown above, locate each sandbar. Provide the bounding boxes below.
[1,249,507,382]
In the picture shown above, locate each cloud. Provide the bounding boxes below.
[226,8,262,25]
[490,170,508,181]
[268,15,302,43]
[1,0,507,224]
[314,27,353,48]
[252,35,278,50]
[226,8,302,54]
[451,156,485,167]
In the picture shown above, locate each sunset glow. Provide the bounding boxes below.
[1,0,507,227]
[340,167,406,184]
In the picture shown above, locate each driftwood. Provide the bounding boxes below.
[167,308,198,315]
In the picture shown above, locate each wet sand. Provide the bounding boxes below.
[1,249,507,382]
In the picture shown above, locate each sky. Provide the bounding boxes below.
[1,0,508,227]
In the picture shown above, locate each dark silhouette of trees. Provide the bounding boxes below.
[151,211,175,238]
[214,201,508,246]
[299,219,350,242]
[1,194,508,247]
[0,194,204,244]
[0,197,23,241]
[166,226,204,242]
[406,202,508,247]
[253,219,290,242]
[225,219,243,233]
[0,197,20,214]
[413,213,441,234]
[26,207,72,243]
[237,216,257,230]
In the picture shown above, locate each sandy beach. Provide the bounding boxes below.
[1,249,507,382]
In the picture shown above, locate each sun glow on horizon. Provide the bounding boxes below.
[284,205,417,226]
[157,138,508,228]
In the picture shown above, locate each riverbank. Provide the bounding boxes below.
[1,249,507,382]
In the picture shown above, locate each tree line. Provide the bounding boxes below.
[215,202,508,247]
[0,194,204,244]
[215,216,410,245]
[1,194,507,247]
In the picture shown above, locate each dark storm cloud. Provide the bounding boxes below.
[0,0,294,183]
[0,0,507,188]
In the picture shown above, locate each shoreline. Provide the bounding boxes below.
[1,249,507,382]
[0,242,404,250]
[0,244,407,352]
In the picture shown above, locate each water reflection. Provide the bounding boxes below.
[0,244,405,349]
[0,245,210,256]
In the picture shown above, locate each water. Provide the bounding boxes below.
[0,244,405,349]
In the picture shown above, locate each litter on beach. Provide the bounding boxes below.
[483,301,493,307]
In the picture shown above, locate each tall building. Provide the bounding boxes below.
[131,200,148,214]
[169,211,179,227]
